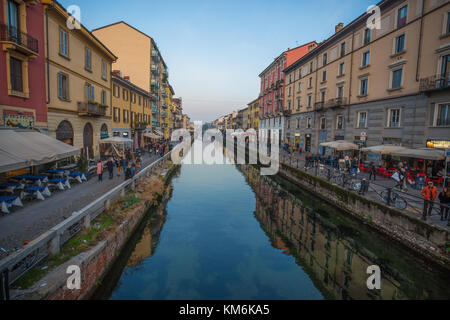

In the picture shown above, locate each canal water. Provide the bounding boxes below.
[94,160,450,300]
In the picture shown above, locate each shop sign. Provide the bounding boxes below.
[426,140,450,149]
[4,112,34,129]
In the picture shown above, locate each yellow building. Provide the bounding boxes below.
[162,83,175,139]
[111,72,155,146]
[92,21,169,136]
[44,0,116,158]
[283,0,450,152]
[247,98,260,130]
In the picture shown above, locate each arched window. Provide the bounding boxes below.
[56,120,74,145]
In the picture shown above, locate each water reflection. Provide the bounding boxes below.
[238,164,450,300]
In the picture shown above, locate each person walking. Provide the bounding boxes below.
[131,163,136,177]
[106,157,114,179]
[96,160,103,182]
[369,162,377,181]
[421,181,438,220]
[438,187,450,222]
[115,157,121,177]
[351,157,359,179]
[124,163,132,180]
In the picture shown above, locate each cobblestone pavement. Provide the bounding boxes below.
[279,150,450,229]
[0,153,163,254]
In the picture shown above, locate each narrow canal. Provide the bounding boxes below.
[93,158,450,300]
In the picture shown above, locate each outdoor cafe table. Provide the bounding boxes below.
[22,186,51,201]
[12,175,48,186]
[0,182,25,194]
[69,172,86,183]
[48,178,71,191]
[0,195,23,214]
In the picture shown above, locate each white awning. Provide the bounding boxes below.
[144,133,162,139]
[320,140,359,151]
[0,129,80,173]
[392,148,446,160]
[361,145,407,155]
[100,137,133,144]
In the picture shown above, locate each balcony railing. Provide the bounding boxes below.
[132,121,148,131]
[419,74,450,92]
[0,23,38,55]
[314,101,325,111]
[326,97,348,108]
[77,101,107,117]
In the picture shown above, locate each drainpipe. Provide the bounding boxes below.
[347,31,355,143]
[416,0,425,82]
[45,6,50,105]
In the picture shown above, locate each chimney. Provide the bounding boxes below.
[112,70,121,77]
[124,76,130,81]
[335,23,344,33]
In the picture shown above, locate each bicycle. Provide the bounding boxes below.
[380,188,407,210]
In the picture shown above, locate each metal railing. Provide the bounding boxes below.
[0,151,173,297]
[77,102,107,117]
[419,74,450,92]
[0,23,39,55]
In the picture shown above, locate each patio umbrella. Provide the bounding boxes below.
[320,140,359,151]
[361,145,407,155]
[392,148,446,161]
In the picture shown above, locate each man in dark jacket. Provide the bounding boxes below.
[106,157,114,179]
[124,163,132,180]
[438,187,450,222]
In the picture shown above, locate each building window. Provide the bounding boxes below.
[132,92,136,103]
[85,47,92,71]
[123,110,129,123]
[360,78,368,96]
[321,91,326,102]
[446,12,450,35]
[322,70,327,82]
[364,28,371,45]
[297,82,302,93]
[59,28,69,57]
[9,57,23,92]
[341,42,346,57]
[296,119,300,129]
[101,90,107,105]
[395,34,405,54]
[288,100,291,110]
[139,95,142,106]
[435,103,450,127]
[387,108,401,128]
[6,0,19,30]
[102,60,107,80]
[392,68,403,89]
[113,84,120,98]
[123,89,128,101]
[310,61,314,73]
[113,107,120,122]
[323,53,327,66]
[288,87,292,97]
[320,117,326,130]
[307,117,312,129]
[85,83,94,101]
[339,62,345,76]
[336,115,344,130]
[362,51,370,67]
[307,94,312,107]
[297,97,301,110]
[337,85,344,98]
[57,73,69,100]
[397,5,408,28]
[357,111,368,128]
[309,77,312,88]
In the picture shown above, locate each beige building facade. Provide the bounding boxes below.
[44,1,116,158]
[284,0,450,153]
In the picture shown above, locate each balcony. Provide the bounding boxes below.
[162,111,168,118]
[132,121,148,131]
[152,105,159,114]
[151,64,160,75]
[314,101,325,111]
[0,23,38,57]
[162,103,168,109]
[326,97,348,109]
[77,101,107,117]
[420,74,450,92]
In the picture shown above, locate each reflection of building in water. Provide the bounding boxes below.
[239,165,435,300]
[127,209,167,268]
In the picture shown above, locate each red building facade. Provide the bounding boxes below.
[259,42,317,141]
[0,0,47,132]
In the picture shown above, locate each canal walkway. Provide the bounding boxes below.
[0,152,163,256]
[279,150,450,229]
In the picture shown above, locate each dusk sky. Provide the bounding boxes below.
[60,0,375,122]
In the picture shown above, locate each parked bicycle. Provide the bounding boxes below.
[380,188,407,210]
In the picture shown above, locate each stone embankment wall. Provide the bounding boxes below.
[278,163,450,271]
[11,164,179,300]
